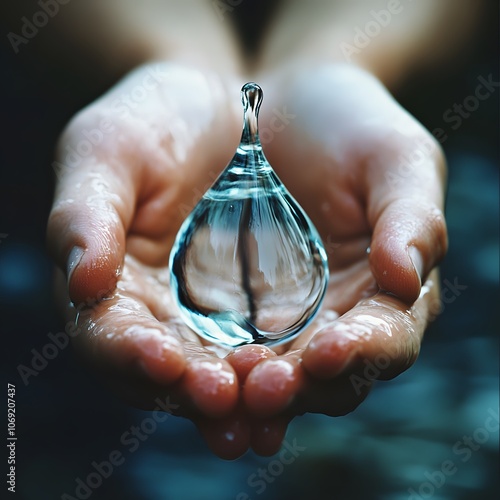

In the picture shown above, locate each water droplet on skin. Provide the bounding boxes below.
[169,83,329,347]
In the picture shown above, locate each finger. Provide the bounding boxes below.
[302,272,439,381]
[72,294,186,389]
[369,197,447,304]
[196,410,251,460]
[365,132,448,304]
[47,128,136,304]
[225,345,277,384]
[243,356,305,417]
[250,416,289,456]
[72,291,238,417]
[181,356,239,418]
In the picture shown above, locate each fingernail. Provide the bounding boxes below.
[67,246,84,286]
[408,246,424,284]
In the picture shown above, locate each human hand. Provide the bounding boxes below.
[46,63,286,459]
[230,64,447,427]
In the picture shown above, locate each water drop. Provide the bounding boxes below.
[169,82,329,348]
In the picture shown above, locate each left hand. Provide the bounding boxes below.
[223,64,448,450]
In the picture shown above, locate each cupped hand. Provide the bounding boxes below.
[47,63,284,459]
[231,64,448,428]
[47,62,447,460]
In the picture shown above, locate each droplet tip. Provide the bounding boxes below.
[241,82,262,93]
[241,82,263,109]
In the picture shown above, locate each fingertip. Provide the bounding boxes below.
[47,207,126,306]
[68,253,121,306]
[368,200,447,305]
[225,345,277,384]
[302,330,355,379]
[244,359,303,417]
[197,416,250,460]
[183,359,238,418]
[369,235,422,305]
[250,417,289,456]
[137,335,186,385]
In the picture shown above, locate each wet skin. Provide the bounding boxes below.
[47,63,447,459]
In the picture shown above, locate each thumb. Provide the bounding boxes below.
[365,131,448,304]
[47,159,134,305]
[369,197,448,304]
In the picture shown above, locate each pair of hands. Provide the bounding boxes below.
[47,62,447,459]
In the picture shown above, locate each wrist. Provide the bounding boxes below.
[255,33,394,93]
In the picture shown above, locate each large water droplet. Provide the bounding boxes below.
[169,82,329,347]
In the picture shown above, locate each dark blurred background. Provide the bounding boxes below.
[1,2,498,499]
